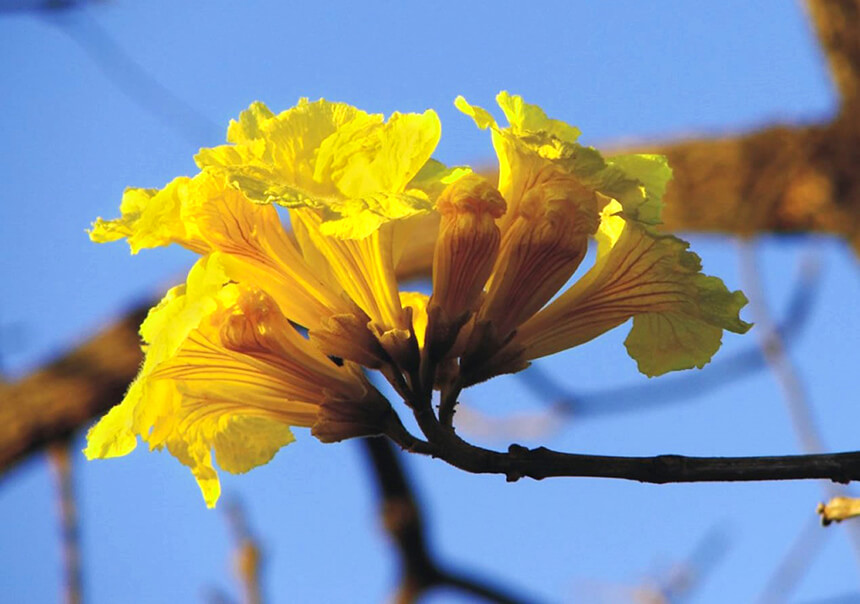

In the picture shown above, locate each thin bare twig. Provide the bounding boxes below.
[739,241,860,564]
[38,5,220,145]
[48,440,82,604]
[361,436,535,604]
[223,499,264,604]
[758,516,828,604]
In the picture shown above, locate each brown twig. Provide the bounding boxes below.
[361,437,535,604]
[223,499,264,604]
[48,440,82,604]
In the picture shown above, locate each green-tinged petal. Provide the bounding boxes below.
[590,153,672,226]
[318,192,434,239]
[496,91,581,143]
[516,200,751,376]
[407,158,473,201]
[456,92,671,234]
[456,93,591,230]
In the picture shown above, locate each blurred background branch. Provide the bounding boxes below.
[362,437,532,603]
[48,440,82,604]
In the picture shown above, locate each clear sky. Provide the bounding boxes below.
[1,1,858,602]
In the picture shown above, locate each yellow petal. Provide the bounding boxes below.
[196,98,369,205]
[85,257,369,508]
[818,497,860,526]
[184,173,352,329]
[83,397,139,460]
[198,99,442,239]
[321,110,441,199]
[84,255,230,459]
[400,291,429,349]
[454,95,497,130]
[291,209,406,332]
[89,178,208,254]
[212,416,296,474]
[226,101,275,144]
[152,286,367,410]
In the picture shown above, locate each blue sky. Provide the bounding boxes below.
[1,1,858,602]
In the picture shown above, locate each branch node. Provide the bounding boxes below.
[652,454,686,484]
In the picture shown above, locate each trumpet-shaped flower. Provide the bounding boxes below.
[453,92,750,382]
[84,256,390,506]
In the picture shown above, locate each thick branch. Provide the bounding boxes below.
[652,121,860,251]
[0,304,147,475]
[807,0,860,113]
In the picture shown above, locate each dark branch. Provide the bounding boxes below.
[361,437,535,604]
[393,407,860,485]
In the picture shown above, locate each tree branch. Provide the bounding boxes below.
[361,436,533,604]
[390,408,860,485]
[806,0,860,113]
[48,439,82,604]
[0,303,147,476]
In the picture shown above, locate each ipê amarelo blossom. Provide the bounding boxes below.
[86,92,750,507]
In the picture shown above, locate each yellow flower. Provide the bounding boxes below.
[84,256,390,507]
[453,92,751,382]
[87,98,450,506]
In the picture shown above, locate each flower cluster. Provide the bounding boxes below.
[86,93,750,506]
